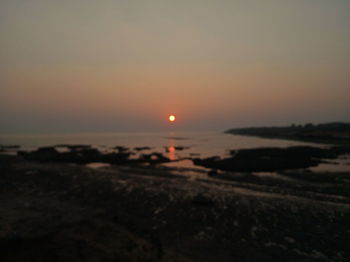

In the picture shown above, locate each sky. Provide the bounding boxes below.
[1,0,349,133]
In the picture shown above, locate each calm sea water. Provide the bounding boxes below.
[1,131,349,171]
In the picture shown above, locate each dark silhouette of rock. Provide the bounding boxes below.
[139,153,171,165]
[134,146,153,151]
[114,146,129,153]
[164,146,189,152]
[193,146,350,172]
[18,147,128,165]
[54,144,91,150]
[17,146,174,166]
[174,146,189,151]
[18,147,60,162]
[230,146,337,159]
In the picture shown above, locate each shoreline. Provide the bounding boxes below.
[225,122,350,145]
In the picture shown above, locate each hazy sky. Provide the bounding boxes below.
[1,0,349,133]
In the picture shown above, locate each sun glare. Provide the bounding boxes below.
[169,115,176,122]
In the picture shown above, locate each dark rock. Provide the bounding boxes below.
[174,146,189,151]
[139,153,171,165]
[114,146,129,153]
[55,144,91,150]
[17,147,130,165]
[192,146,350,172]
[102,152,132,165]
[18,147,60,162]
[230,146,338,159]
[164,146,189,152]
[134,146,152,151]
[17,145,178,166]
[193,156,220,168]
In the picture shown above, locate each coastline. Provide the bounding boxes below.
[225,123,350,145]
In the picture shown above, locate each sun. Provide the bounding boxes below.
[168,115,176,122]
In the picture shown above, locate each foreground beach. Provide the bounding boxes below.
[1,152,349,262]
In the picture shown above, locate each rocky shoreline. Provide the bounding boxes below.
[1,153,350,261]
[14,143,350,173]
[193,145,350,172]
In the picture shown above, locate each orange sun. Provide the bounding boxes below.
[168,115,176,122]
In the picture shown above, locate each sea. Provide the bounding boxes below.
[1,131,349,172]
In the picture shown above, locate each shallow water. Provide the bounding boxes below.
[0,131,320,155]
[1,131,348,171]
[309,156,350,172]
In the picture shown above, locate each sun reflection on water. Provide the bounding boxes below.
[167,134,176,161]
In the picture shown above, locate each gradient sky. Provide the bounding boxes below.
[1,0,349,133]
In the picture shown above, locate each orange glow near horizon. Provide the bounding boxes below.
[169,115,176,122]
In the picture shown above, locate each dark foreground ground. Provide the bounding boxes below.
[1,154,350,262]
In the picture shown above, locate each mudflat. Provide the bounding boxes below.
[1,154,349,262]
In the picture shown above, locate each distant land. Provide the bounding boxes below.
[225,122,350,145]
